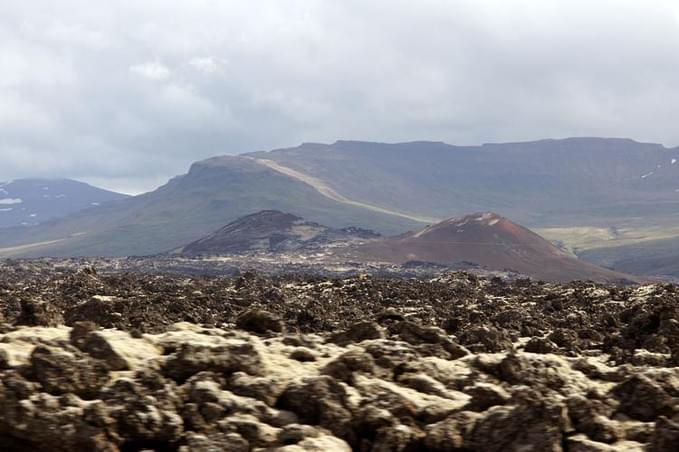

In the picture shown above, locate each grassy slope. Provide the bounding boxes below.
[0,158,419,257]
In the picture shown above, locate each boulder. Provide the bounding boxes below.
[102,377,183,444]
[328,321,384,346]
[228,371,288,406]
[28,345,109,399]
[424,411,479,451]
[17,299,63,327]
[469,391,568,452]
[464,383,511,412]
[235,309,284,334]
[321,349,375,382]
[612,375,677,422]
[289,347,317,362]
[459,326,513,353]
[163,341,262,382]
[649,416,679,452]
[276,376,353,440]
[524,337,559,354]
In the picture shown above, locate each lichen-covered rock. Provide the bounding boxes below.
[524,336,559,354]
[469,391,569,452]
[612,375,678,422]
[397,373,455,399]
[216,413,280,448]
[548,328,581,350]
[321,349,375,382]
[163,341,262,382]
[388,321,449,346]
[27,345,110,399]
[70,320,99,347]
[0,385,119,451]
[0,268,678,451]
[180,431,250,452]
[76,330,130,370]
[459,326,514,353]
[371,424,425,452]
[464,383,511,412]
[363,340,421,369]
[64,297,124,329]
[565,435,644,452]
[567,395,621,443]
[276,434,352,451]
[0,348,10,370]
[102,377,183,444]
[181,375,283,430]
[328,321,384,346]
[277,423,329,446]
[236,309,284,334]
[276,376,353,440]
[228,371,288,406]
[424,411,479,451]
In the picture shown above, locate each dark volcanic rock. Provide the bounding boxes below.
[459,326,514,353]
[235,309,284,334]
[163,341,263,383]
[612,375,678,422]
[277,375,354,440]
[649,416,679,452]
[0,261,677,451]
[17,299,64,327]
[464,383,511,412]
[470,391,569,452]
[27,346,110,399]
[328,321,384,346]
[524,336,559,354]
[321,349,376,382]
[424,411,480,451]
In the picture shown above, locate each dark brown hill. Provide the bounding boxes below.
[181,210,380,255]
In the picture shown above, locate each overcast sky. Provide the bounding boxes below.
[2,0,679,193]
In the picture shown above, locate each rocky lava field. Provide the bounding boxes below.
[0,260,677,451]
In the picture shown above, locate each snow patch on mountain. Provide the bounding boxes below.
[0,198,23,205]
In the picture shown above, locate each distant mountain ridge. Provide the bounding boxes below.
[247,137,679,227]
[0,179,128,228]
[1,137,678,266]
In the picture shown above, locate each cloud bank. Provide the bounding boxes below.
[2,0,679,193]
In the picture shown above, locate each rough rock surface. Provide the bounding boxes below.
[0,262,677,451]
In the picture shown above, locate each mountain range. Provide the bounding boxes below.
[247,138,679,227]
[1,137,679,280]
[0,178,128,228]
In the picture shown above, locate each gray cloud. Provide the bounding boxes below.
[1,0,679,193]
